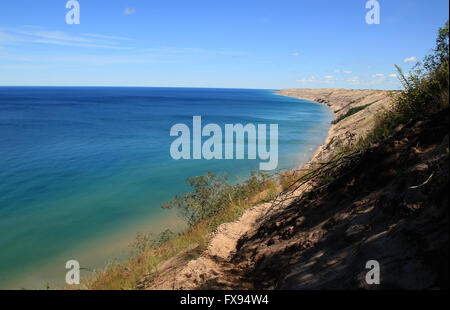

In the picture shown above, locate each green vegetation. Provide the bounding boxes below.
[275,20,449,208]
[332,103,372,124]
[161,172,272,227]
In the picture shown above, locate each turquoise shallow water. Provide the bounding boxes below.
[0,87,333,288]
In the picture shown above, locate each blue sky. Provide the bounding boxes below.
[0,0,448,89]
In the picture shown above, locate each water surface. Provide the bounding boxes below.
[0,87,333,288]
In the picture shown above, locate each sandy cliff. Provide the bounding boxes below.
[277,88,395,164]
[140,88,448,290]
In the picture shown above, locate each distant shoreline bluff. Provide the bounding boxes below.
[276,88,395,167]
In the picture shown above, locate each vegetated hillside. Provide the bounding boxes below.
[141,21,449,290]
[230,108,449,289]
[145,107,448,290]
[201,21,449,290]
[218,22,450,289]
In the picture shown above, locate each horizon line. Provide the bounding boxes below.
[0,85,400,91]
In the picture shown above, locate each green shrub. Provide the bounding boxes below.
[355,20,449,148]
[391,21,448,122]
[162,171,274,227]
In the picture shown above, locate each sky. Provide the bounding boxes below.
[0,0,448,89]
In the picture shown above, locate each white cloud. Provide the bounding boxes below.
[124,8,136,15]
[333,69,352,74]
[372,73,385,78]
[292,52,300,57]
[296,76,316,83]
[404,56,417,63]
[389,73,397,78]
[0,27,132,50]
[0,54,32,61]
[297,75,337,84]
[83,33,131,41]
[348,76,360,84]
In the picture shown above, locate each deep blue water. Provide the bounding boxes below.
[0,87,333,288]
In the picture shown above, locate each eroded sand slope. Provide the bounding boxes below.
[277,88,395,164]
[142,88,448,290]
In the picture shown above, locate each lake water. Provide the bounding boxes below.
[0,87,333,288]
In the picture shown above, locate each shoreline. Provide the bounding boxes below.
[144,88,395,289]
[274,90,335,170]
[277,88,395,165]
[6,207,184,290]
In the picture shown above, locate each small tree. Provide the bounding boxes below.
[162,172,233,226]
